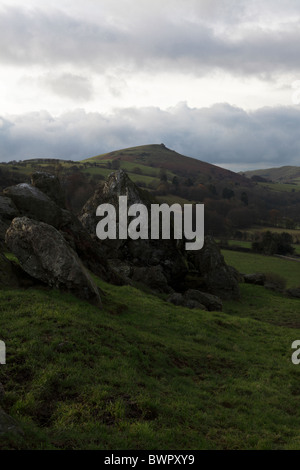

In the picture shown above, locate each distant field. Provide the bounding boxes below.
[225,240,253,249]
[258,182,300,192]
[222,249,300,288]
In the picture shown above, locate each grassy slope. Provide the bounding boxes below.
[0,263,300,450]
[243,166,300,183]
[257,182,300,193]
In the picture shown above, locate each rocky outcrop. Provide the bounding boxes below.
[2,181,122,286]
[3,170,241,304]
[5,217,102,308]
[79,170,188,291]
[31,171,65,208]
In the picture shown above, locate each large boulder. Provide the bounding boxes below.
[3,183,63,228]
[244,273,266,285]
[187,236,240,300]
[31,171,65,208]
[5,217,102,307]
[184,289,222,311]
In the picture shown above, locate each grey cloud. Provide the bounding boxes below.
[40,73,94,101]
[1,6,300,77]
[1,104,300,170]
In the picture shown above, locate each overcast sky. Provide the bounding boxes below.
[0,0,300,170]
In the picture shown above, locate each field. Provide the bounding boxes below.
[258,182,300,192]
[0,251,300,450]
[222,249,300,289]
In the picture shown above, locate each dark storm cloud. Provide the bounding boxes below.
[1,104,300,169]
[1,6,300,77]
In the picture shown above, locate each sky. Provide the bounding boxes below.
[0,0,300,171]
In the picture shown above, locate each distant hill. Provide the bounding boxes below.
[85,143,251,186]
[242,165,300,184]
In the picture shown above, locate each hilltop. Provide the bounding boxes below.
[85,143,250,186]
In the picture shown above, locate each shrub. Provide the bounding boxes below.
[252,231,295,256]
[263,272,287,291]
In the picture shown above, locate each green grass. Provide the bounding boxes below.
[293,245,300,255]
[258,182,300,193]
[222,249,300,289]
[0,272,300,450]
[222,240,253,249]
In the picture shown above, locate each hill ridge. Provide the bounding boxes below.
[84,143,250,185]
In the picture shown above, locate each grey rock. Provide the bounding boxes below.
[31,171,65,207]
[3,183,63,227]
[5,217,102,307]
[244,273,266,285]
[184,289,222,311]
